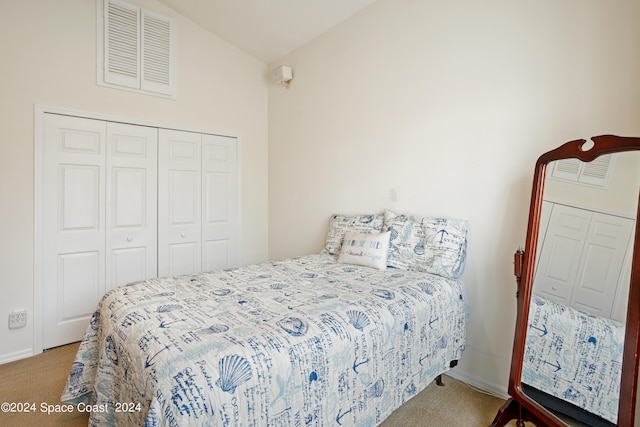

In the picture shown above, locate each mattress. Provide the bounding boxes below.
[522,295,624,424]
[61,253,466,426]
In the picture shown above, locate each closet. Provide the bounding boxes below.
[39,113,238,349]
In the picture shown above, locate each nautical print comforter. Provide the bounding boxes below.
[61,254,466,426]
[522,295,624,423]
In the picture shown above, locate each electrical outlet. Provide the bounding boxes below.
[9,310,27,329]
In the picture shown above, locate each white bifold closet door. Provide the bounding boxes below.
[157,129,239,277]
[534,203,634,318]
[42,114,158,349]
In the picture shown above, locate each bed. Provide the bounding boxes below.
[522,295,624,426]
[61,209,469,426]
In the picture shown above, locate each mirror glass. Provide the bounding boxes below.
[521,151,640,426]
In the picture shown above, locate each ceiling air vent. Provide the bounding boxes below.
[551,154,614,188]
[99,0,176,98]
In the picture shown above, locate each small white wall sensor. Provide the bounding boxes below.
[271,65,293,88]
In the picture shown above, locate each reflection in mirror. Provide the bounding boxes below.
[521,151,640,426]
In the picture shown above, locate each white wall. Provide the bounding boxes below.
[0,0,269,362]
[268,0,640,396]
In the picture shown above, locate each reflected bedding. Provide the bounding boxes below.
[523,295,624,424]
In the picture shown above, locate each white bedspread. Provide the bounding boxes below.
[61,254,466,426]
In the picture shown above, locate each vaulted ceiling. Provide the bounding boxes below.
[157,0,378,64]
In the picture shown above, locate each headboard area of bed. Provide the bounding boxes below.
[323,208,468,277]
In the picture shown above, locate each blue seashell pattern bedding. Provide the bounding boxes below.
[61,253,466,426]
[523,295,624,424]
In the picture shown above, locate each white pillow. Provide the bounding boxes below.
[337,231,391,270]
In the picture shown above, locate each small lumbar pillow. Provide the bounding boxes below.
[323,213,384,255]
[337,231,391,270]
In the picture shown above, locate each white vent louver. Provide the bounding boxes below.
[551,154,614,188]
[581,155,611,182]
[142,11,172,91]
[553,158,581,177]
[101,0,175,98]
[105,0,140,87]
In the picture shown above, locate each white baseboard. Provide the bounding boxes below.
[446,368,510,400]
[0,348,34,365]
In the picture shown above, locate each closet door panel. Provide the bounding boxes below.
[42,114,107,349]
[570,212,634,316]
[167,243,200,276]
[54,165,104,244]
[158,129,202,276]
[106,122,158,290]
[111,247,148,286]
[202,134,239,271]
[58,252,102,319]
[533,204,592,304]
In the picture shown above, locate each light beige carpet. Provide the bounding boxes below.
[0,343,510,426]
[0,343,89,426]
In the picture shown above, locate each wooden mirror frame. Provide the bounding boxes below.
[492,135,640,427]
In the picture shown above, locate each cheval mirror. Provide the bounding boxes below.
[491,135,640,427]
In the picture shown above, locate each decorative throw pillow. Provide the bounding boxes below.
[337,231,391,270]
[323,213,384,255]
[384,209,468,279]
